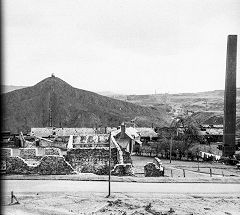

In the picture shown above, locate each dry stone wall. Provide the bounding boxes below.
[3,146,132,175]
[20,148,38,159]
[1,148,12,159]
[122,149,132,164]
[65,148,117,174]
[44,148,61,156]
[4,155,75,175]
[111,164,134,176]
[5,156,37,174]
[37,156,75,175]
[144,162,164,177]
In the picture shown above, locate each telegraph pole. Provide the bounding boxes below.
[107,132,112,197]
[170,136,173,163]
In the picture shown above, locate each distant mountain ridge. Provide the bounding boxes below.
[2,77,171,133]
[109,89,240,112]
[2,85,28,93]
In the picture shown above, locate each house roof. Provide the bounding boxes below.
[135,139,142,146]
[199,128,223,136]
[135,127,158,137]
[72,134,109,144]
[112,126,158,139]
[31,127,96,137]
[111,127,139,138]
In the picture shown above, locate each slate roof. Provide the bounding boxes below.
[31,127,96,137]
[135,127,158,137]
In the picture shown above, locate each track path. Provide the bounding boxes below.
[3,180,240,195]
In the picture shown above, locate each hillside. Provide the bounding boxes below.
[2,76,171,133]
[105,89,240,134]
[110,89,240,113]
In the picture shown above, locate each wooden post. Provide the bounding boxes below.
[170,136,173,163]
[107,133,111,197]
[171,169,173,177]
[210,168,212,177]
[222,171,224,177]
[10,191,19,204]
[197,151,200,172]
[11,191,13,204]
[183,169,185,177]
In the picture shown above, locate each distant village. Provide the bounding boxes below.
[2,116,239,176]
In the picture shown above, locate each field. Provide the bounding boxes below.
[132,155,240,178]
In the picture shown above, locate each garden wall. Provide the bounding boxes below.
[5,155,75,175]
[65,148,132,175]
[44,148,61,156]
[65,148,116,174]
[1,148,12,159]
[2,146,132,175]
[20,148,38,159]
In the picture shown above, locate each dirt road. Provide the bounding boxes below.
[3,180,240,194]
[2,180,240,215]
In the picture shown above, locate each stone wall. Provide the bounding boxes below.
[122,149,132,164]
[3,146,132,175]
[37,156,75,175]
[44,148,61,156]
[1,148,13,172]
[2,147,62,158]
[12,148,20,157]
[20,148,38,159]
[111,164,134,176]
[5,155,75,175]
[1,148,12,159]
[144,162,164,177]
[65,148,117,174]
[39,140,67,149]
[65,147,132,175]
[24,140,37,148]
[5,156,37,174]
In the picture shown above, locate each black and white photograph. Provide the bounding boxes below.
[1,0,240,214]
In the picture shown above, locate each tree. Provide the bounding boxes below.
[172,116,206,158]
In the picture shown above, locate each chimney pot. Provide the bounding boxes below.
[121,123,126,137]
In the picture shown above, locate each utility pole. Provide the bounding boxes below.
[107,132,112,197]
[170,136,173,163]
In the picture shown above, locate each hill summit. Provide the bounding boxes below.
[2,76,171,133]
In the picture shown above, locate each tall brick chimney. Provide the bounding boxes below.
[121,122,126,138]
[223,35,237,157]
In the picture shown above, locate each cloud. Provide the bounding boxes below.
[3,0,240,94]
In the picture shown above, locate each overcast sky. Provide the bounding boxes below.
[3,0,240,94]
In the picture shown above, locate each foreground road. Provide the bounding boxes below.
[3,180,240,195]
